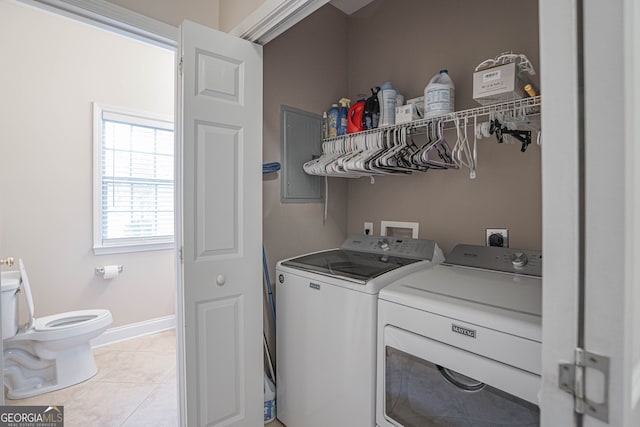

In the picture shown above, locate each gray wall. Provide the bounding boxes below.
[346,0,541,253]
[264,0,541,259]
[263,5,350,346]
[263,4,350,268]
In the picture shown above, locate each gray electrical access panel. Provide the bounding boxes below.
[280,105,324,203]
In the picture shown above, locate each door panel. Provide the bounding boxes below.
[196,296,244,425]
[196,51,243,103]
[195,122,240,257]
[180,20,262,427]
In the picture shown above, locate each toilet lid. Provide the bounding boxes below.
[18,259,35,329]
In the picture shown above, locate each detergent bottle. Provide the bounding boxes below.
[377,82,397,127]
[424,69,455,117]
[337,98,351,136]
[264,373,276,423]
[363,87,380,130]
[347,97,366,134]
[328,103,339,138]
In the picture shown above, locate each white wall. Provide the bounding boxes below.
[218,0,264,32]
[0,0,175,327]
[107,0,220,29]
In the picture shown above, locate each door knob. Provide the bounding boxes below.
[216,275,226,286]
[0,257,14,267]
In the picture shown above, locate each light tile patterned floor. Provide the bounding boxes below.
[5,330,287,426]
[5,330,177,426]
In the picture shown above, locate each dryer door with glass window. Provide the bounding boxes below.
[379,325,540,427]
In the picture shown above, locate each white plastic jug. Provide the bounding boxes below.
[377,82,397,127]
[264,374,276,424]
[424,69,455,117]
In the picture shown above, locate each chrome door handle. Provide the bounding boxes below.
[0,257,15,267]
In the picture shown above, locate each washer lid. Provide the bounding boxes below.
[281,249,423,283]
[18,259,35,329]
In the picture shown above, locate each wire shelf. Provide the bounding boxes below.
[322,96,541,142]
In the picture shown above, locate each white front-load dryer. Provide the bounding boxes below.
[376,244,543,427]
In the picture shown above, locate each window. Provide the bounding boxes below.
[93,103,174,254]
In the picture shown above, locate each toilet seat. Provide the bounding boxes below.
[11,260,113,342]
[26,309,113,342]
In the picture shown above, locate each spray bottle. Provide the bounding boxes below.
[328,104,339,138]
[322,111,329,139]
[337,98,351,136]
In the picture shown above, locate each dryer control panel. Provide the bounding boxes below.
[341,235,439,261]
[445,244,542,277]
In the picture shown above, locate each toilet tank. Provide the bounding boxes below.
[1,271,20,339]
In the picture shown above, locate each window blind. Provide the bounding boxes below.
[99,109,174,246]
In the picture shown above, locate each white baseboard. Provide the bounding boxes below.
[91,314,176,348]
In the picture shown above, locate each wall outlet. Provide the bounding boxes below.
[364,222,373,235]
[486,228,509,247]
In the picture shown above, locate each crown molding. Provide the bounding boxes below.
[229,0,328,45]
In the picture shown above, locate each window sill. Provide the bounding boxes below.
[93,241,175,255]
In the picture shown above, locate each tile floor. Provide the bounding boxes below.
[5,330,287,426]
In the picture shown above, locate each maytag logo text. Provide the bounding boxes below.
[452,324,476,338]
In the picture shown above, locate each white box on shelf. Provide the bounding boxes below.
[395,104,420,124]
[473,62,527,105]
[406,96,424,116]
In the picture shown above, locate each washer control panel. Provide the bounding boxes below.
[340,235,438,261]
[445,244,542,277]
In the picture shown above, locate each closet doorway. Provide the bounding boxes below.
[1,0,265,425]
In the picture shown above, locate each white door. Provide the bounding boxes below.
[0,256,6,407]
[582,0,640,425]
[540,0,640,426]
[178,20,263,426]
[538,0,581,424]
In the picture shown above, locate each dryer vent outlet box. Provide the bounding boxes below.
[486,228,509,247]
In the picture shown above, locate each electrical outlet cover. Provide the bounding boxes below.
[486,228,509,247]
[364,222,373,235]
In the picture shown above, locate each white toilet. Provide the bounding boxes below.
[1,259,112,399]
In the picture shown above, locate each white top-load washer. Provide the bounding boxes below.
[376,244,542,427]
[276,235,444,427]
